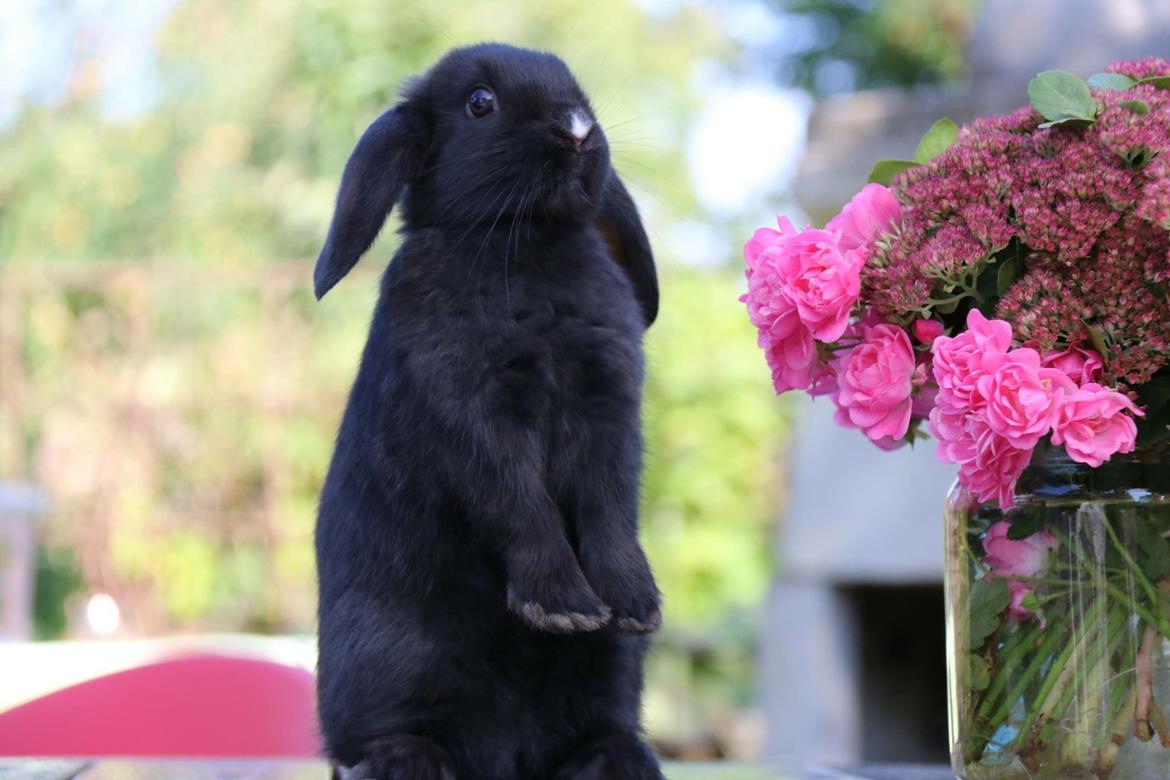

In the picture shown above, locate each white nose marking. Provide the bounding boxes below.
[569,111,593,142]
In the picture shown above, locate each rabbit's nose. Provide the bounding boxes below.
[552,110,594,152]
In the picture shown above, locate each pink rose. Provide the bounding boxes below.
[833,324,917,442]
[911,380,938,418]
[741,250,790,334]
[870,434,910,451]
[1051,383,1144,467]
[760,306,818,394]
[744,216,798,272]
[931,310,1014,409]
[975,349,1073,450]
[930,409,1032,507]
[773,229,864,342]
[913,318,945,345]
[827,183,903,253]
[983,521,1058,578]
[983,521,1058,621]
[929,403,975,464]
[1005,582,1036,622]
[1042,344,1105,386]
[958,418,1034,507]
[808,363,839,397]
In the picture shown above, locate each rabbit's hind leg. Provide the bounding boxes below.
[335,735,456,780]
[553,734,664,780]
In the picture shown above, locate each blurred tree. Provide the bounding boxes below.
[0,0,731,262]
[768,0,977,94]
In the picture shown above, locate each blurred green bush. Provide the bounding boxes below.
[0,0,787,754]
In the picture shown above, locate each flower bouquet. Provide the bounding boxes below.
[742,59,1170,778]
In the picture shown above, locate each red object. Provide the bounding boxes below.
[0,653,319,757]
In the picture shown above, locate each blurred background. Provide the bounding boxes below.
[3,0,1165,769]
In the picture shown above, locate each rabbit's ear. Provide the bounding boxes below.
[595,173,658,327]
[314,104,427,299]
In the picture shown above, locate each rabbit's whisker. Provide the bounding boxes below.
[448,177,514,279]
[504,182,537,313]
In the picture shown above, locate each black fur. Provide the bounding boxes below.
[313,44,663,780]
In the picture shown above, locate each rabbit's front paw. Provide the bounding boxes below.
[583,546,662,635]
[506,561,611,634]
[553,734,664,780]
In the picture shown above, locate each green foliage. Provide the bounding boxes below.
[1135,374,1170,447]
[1086,72,1136,91]
[994,255,1018,297]
[913,117,958,164]
[1027,70,1098,128]
[867,116,957,184]
[642,270,788,627]
[772,0,977,94]
[967,578,1010,650]
[966,653,990,692]
[0,0,728,263]
[33,546,82,639]
[867,159,917,185]
[1004,504,1046,541]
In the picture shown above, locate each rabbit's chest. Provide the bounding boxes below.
[495,292,641,409]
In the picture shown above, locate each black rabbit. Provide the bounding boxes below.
[313,44,664,780]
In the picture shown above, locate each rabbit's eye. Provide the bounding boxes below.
[466,87,495,118]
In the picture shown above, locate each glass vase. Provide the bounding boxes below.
[945,443,1170,779]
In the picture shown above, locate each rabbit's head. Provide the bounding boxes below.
[314,43,655,325]
[404,44,611,229]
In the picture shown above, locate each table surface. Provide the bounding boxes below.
[0,760,956,779]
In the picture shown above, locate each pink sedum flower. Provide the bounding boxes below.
[827,183,903,253]
[1052,383,1144,467]
[774,229,864,342]
[913,318,945,345]
[983,520,1058,621]
[931,310,1014,408]
[1042,344,1105,385]
[833,324,917,442]
[975,349,1074,450]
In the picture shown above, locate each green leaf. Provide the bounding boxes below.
[968,578,1011,651]
[1084,323,1110,365]
[1122,100,1150,115]
[1136,372,1170,447]
[1087,72,1136,90]
[995,256,1019,296]
[913,117,959,164]
[1037,116,1095,130]
[868,159,918,186]
[967,654,991,692]
[1125,147,1153,167]
[1136,416,1170,448]
[1139,75,1170,90]
[1028,70,1098,123]
[1017,592,1044,623]
[1005,504,1045,540]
